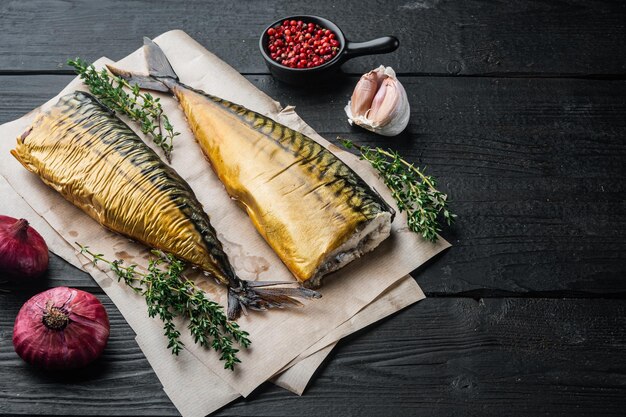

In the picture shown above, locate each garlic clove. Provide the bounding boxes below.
[350,72,379,117]
[373,67,387,88]
[368,78,399,126]
[345,65,410,137]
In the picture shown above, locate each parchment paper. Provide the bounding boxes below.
[137,275,423,416]
[0,176,82,270]
[0,152,424,410]
[0,29,447,413]
[272,276,425,395]
[1,169,424,401]
[1,171,425,413]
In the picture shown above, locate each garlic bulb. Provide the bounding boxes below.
[345,65,410,136]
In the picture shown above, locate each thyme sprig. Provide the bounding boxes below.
[341,139,455,242]
[68,58,178,163]
[78,244,250,370]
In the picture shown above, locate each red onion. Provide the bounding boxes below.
[0,215,49,280]
[13,287,110,370]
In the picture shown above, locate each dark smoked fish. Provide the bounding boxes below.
[108,38,395,288]
[11,91,318,319]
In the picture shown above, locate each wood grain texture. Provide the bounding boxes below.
[1,1,625,415]
[3,253,96,292]
[0,293,175,416]
[0,0,625,75]
[219,297,626,417]
[255,75,626,295]
[1,74,624,295]
[2,294,625,416]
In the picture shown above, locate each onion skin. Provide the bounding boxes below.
[0,215,49,280]
[13,287,110,370]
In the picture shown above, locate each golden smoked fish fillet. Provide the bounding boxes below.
[11,91,318,319]
[109,38,395,288]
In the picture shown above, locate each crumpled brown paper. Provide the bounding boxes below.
[0,30,447,415]
[271,276,424,394]
[0,177,82,270]
[1,173,426,415]
[137,275,424,416]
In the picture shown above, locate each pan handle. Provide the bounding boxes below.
[341,36,399,62]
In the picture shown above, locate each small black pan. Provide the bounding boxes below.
[259,15,399,85]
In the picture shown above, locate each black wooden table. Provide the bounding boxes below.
[1,1,625,416]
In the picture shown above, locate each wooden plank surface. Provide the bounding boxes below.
[2,292,625,416]
[1,74,624,295]
[1,1,625,414]
[0,293,175,416]
[1,0,625,75]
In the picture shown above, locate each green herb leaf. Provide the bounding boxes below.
[341,139,456,242]
[77,244,250,370]
[68,58,177,163]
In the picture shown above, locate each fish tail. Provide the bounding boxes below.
[106,37,179,92]
[227,279,321,320]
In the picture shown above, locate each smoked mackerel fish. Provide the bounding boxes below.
[11,91,318,319]
[108,37,395,288]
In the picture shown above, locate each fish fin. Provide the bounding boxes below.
[105,64,171,93]
[227,290,243,320]
[143,37,179,81]
[245,280,305,288]
[253,286,322,299]
[249,290,304,308]
[227,280,321,320]
[104,37,179,93]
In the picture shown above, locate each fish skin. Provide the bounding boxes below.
[11,91,318,319]
[107,37,395,286]
[11,91,236,285]
[172,83,394,283]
